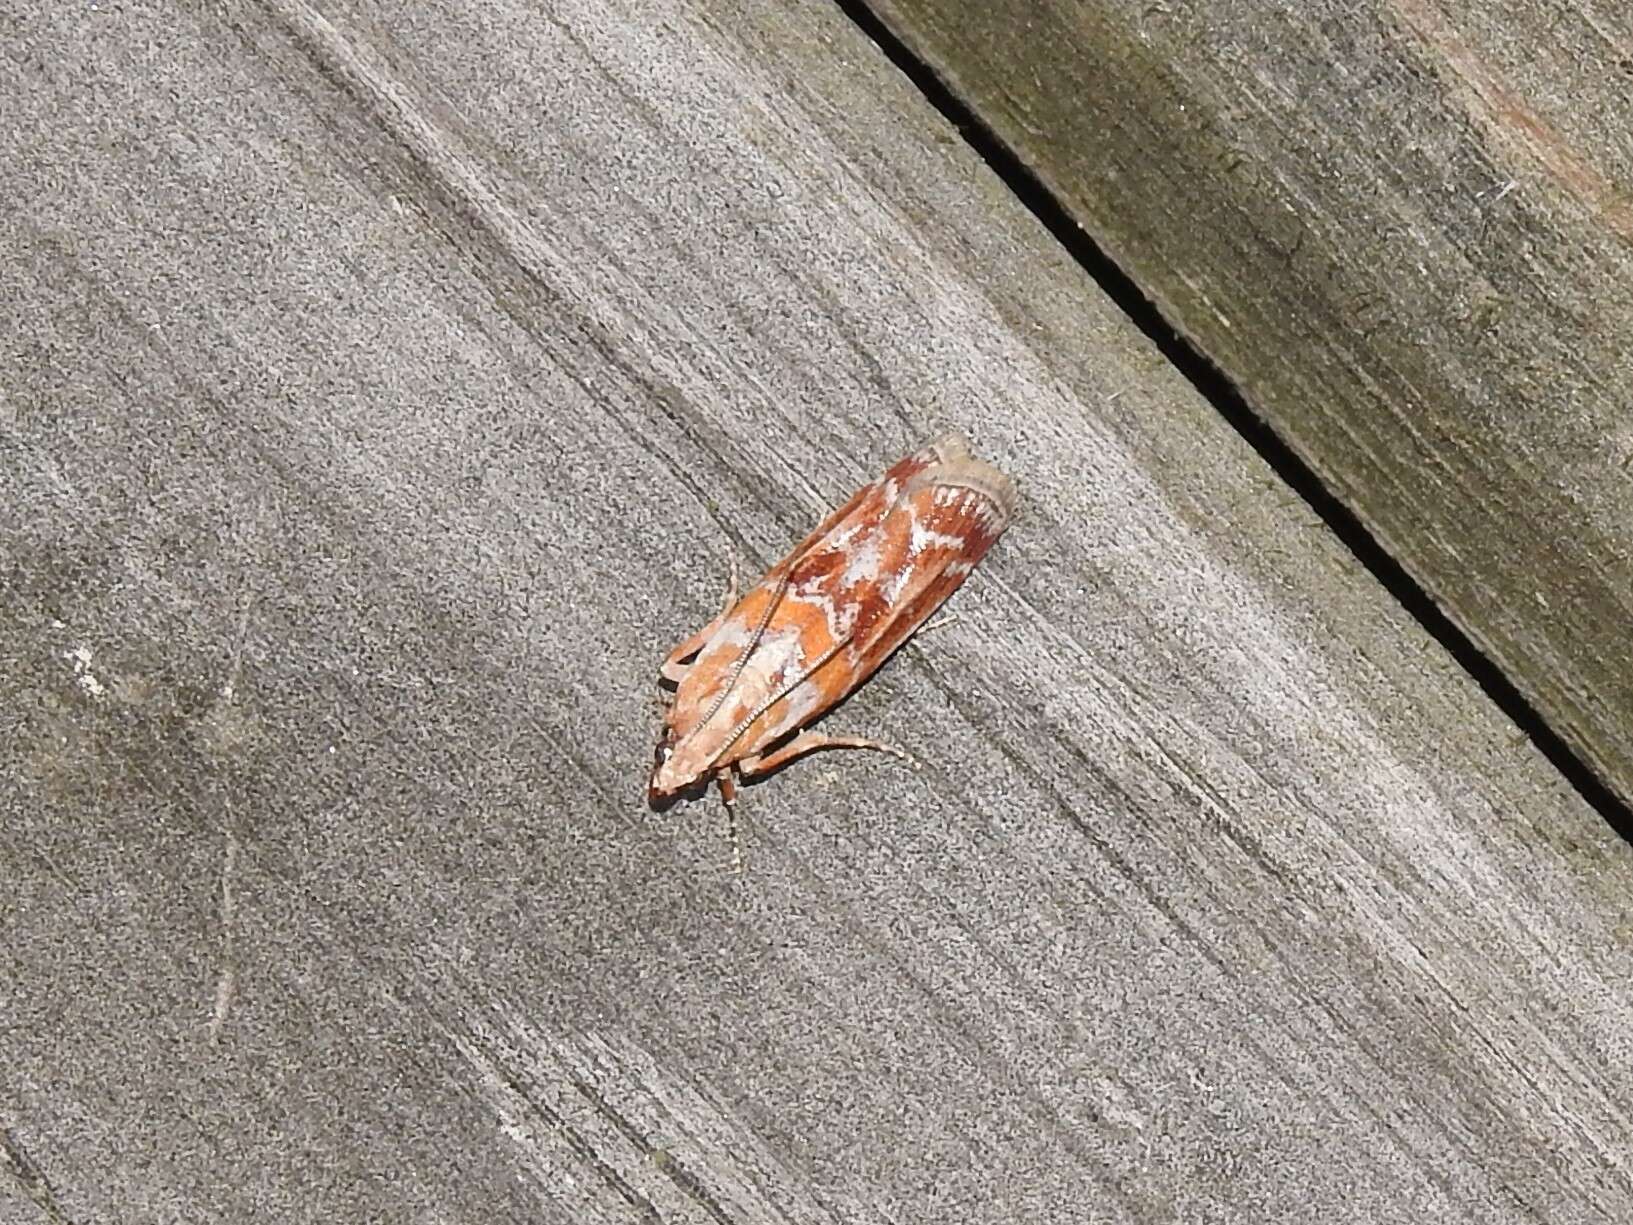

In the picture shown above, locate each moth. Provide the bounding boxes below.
[648,433,1016,860]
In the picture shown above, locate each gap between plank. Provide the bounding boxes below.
[830,0,1633,840]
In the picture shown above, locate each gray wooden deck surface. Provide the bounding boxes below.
[873,0,1633,808]
[3,2,1630,1222]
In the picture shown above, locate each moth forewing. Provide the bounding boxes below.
[648,433,1015,815]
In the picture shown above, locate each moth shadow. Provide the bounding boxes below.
[646,779,708,814]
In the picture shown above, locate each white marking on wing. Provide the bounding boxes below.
[792,579,858,638]
[910,517,969,558]
[747,627,802,686]
[883,554,920,606]
[840,537,884,587]
[702,620,757,655]
[768,679,822,740]
[826,516,868,552]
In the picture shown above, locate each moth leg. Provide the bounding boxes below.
[738,731,920,779]
[659,617,727,686]
[658,556,742,686]
[716,768,745,876]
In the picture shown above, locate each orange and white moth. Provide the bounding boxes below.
[648,433,1016,862]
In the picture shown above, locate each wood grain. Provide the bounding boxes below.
[869,0,1633,809]
[2,1,1630,1221]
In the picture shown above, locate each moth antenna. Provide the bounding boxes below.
[716,769,744,876]
[705,633,855,769]
[727,795,744,876]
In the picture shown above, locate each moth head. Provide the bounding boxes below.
[647,728,693,806]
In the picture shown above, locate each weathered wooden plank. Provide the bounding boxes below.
[2,0,1631,1222]
[868,0,1633,808]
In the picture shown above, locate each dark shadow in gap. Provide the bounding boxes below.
[832,0,1633,841]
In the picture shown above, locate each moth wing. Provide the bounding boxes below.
[684,434,1013,754]
[671,441,946,724]
[847,455,1015,685]
[770,437,1013,725]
